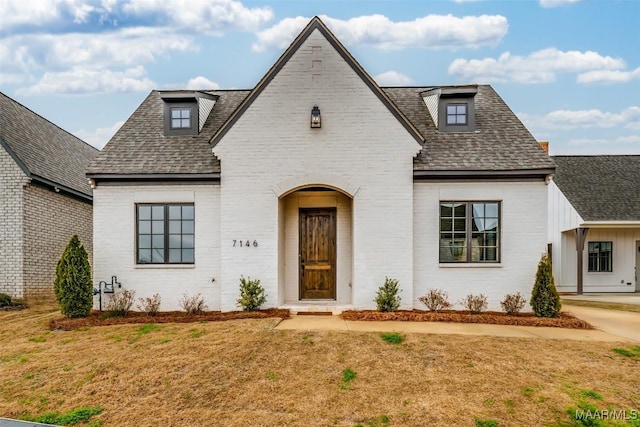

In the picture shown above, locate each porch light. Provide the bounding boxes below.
[310,105,321,128]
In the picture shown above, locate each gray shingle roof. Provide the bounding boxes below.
[0,92,98,198]
[552,155,640,221]
[87,90,250,176]
[90,86,554,177]
[383,86,555,172]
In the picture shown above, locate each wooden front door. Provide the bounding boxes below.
[299,208,336,300]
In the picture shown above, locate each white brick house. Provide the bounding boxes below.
[0,92,97,299]
[88,17,555,312]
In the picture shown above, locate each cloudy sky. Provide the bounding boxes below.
[1,0,639,154]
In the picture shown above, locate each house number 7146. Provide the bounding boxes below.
[233,240,258,247]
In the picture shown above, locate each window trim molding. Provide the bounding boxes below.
[163,101,197,136]
[587,241,613,273]
[445,102,468,126]
[135,203,195,265]
[439,200,502,264]
[169,106,193,130]
[437,97,475,132]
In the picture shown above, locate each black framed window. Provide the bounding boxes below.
[587,241,612,272]
[137,204,194,264]
[170,107,192,129]
[446,103,467,125]
[440,202,500,263]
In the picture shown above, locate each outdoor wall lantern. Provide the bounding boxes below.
[310,105,321,128]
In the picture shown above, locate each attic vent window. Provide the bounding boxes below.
[171,107,191,129]
[446,103,467,125]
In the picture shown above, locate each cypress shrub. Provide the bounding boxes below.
[530,253,561,318]
[375,277,401,312]
[54,235,93,318]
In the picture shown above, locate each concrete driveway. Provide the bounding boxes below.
[561,304,640,342]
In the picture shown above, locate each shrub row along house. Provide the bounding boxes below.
[87,17,557,312]
[0,92,98,299]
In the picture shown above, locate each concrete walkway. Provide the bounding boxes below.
[276,307,640,343]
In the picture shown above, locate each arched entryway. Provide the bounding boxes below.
[277,185,353,309]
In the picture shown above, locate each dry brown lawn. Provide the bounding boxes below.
[1,304,638,427]
[561,299,640,314]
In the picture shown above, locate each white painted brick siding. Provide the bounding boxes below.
[413,181,549,311]
[93,185,220,311]
[213,29,421,311]
[0,145,28,298]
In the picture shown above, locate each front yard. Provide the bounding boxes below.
[1,304,638,426]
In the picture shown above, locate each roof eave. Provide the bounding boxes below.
[579,220,640,229]
[413,168,555,180]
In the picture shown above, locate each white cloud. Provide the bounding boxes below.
[18,66,155,96]
[449,48,626,83]
[252,13,508,51]
[74,120,126,149]
[374,71,414,86]
[0,0,273,33]
[517,106,640,131]
[185,76,220,90]
[577,67,640,84]
[122,0,273,34]
[562,135,640,155]
[539,0,582,8]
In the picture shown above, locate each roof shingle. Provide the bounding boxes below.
[552,155,640,221]
[0,92,98,197]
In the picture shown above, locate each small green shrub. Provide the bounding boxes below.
[418,289,452,311]
[236,276,267,311]
[54,235,93,318]
[0,293,12,307]
[530,253,561,318]
[104,290,135,317]
[136,293,161,316]
[380,332,405,344]
[179,293,208,315]
[460,294,488,314]
[374,277,401,312]
[501,292,527,315]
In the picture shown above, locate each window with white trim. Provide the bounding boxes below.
[137,204,194,264]
[439,202,500,263]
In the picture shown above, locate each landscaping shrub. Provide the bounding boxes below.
[501,292,527,315]
[374,277,401,312]
[105,289,135,316]
[236,276,267,311]
[137,293,161,316]
[179,293,208,315]
[54,235,93,318]
[419,289,452,311]
[531,253,561,318]
[0,293,12,308]
[460,294,488,314]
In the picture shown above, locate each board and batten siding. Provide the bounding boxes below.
[413,181,549,311]
[213,28,421,311]
[92,185,220,311]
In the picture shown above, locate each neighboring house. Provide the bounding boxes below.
[87,17,555,312]
[0,92,98,299]
[548,155,640,294]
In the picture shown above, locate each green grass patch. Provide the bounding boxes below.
[189,328,206,338]
[353,414,390,427]
[380,332,404,344]
[340,368,357,389]
[522,386,535,397]
[612,346,640,358]
[137,324,161,335]
[28,336,47,343]
[475,418,498,427]
[579,389,602,400]
[266,371,278,381]
[20,406,103,425]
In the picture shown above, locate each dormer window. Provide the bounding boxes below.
[160,91,218,137]
[171,107,192,129]
[422,85,477,133]
[446,103,467,126]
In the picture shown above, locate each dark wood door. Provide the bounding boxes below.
[299,208,336,300]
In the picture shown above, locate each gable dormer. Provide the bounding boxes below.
[160,91,218,136]
[422,85,477,132]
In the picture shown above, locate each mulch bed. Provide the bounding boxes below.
[49,308,290,331]
[340,310,593,329]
